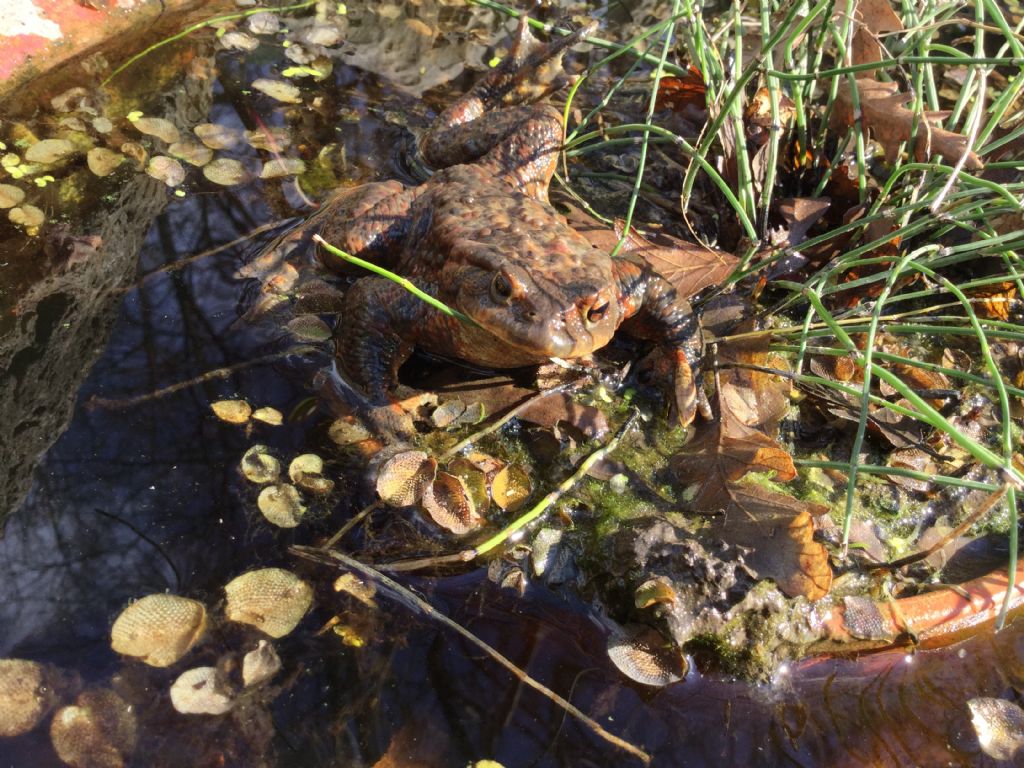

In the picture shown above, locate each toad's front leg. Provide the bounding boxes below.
[336,276,428,403]
[613,259,703,426]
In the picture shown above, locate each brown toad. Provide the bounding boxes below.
[315,19,702,424]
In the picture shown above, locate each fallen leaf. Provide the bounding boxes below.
[707,483,832,599]
[832,79,983,169]
[252,78,302,104]
[0,184,26,208]
[672,331,794,508]
[852,0,904,67]
[24,139,76,164]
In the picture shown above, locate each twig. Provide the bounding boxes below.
[289,545,652,765]
[870,484,1009,571]
[87,348,315,410]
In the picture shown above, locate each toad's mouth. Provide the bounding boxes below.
[466,310,596,361]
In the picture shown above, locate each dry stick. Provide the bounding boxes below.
[289,544,652,765]
[378,411,640,572]
[869,484,1009,571]
[320,378,586,549]
[87,348,315,410]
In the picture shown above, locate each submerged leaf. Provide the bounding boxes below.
[203,157,251,186]
[24,139,76,164]
[260,157,306,178]
[132,116,180,144]
[146,155,185,187]
[86,147,123,176]
[240,444,280,484]
[170,667,235,715]
[110,594,207,667]
[251,78,302,104]
[0,183,26,208]
[491,464,532,513]
[194,123,242,150]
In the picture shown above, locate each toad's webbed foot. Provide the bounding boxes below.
[613,259,704,427]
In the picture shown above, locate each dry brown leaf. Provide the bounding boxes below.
[832,79,983,170]
[852,0,904,67]
[776,197,831,248]
[613,221,738,299]
[672,333,794,508]
[561,205,737,299]
[707,483,832,600]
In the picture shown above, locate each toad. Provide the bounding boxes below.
[316,19,702,425]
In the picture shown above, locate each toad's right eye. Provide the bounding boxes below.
[490,272,513,304]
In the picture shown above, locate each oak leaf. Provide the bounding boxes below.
[832,79,983,170]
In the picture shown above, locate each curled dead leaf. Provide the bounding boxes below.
[420,471,483,535]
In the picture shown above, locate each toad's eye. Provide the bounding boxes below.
[490,272,513,304]
[587,300,609,325]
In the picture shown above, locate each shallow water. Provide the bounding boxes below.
[2,2,1023,766]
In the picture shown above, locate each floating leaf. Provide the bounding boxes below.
[220,30,260,51]
[224,568,313,638]
[50,690,137,768]
[259,157,306,178]
[257,483,307,528]
[242,640,281,688]
[87,147,123,176]
[282,65,326,78]
[240,444,280,484]
[0,183,25,208]
[376,450,437,507]
[968,697,1024,761]
[251,78,302,104]
[203,157,250,186]
[289,454,323,481]
[328,417,373,446]
[194,123,241,150]
[251,407,283,425]
[110,594,207,667]
[302,23,342,46]
[421,471,483,535]
[247,11,279,34]
[333,573,377,607]
[211,399,251,424]
[9,205,45,229]
[491,464,532,512]
[24,138,76,164]
[169,667,235,715]
[146,155,185,187]
[0,659,60,737]
[607,624,686,687]
[168,141,213,167]
[132,116,180,144]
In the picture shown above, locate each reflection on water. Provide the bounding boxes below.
[1,2,1023,766]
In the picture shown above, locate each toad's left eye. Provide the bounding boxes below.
[586,300,609,325]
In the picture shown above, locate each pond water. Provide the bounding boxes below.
[2,2,1023,766]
